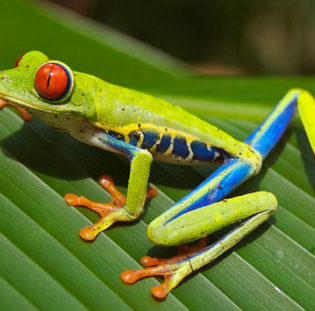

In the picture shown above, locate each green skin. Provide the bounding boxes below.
[0,51,262,229]
[0,51,313,298]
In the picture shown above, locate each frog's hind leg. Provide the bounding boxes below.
[121,89,315,299]
[122,191,277,299]
[121,157,261,298]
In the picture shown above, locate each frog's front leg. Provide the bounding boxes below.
[0,99,32,121]
[64,130,157,240]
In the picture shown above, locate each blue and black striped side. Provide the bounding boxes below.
[141,129,160,149]
[172,136,190,159]
[190,141,225,162]
[104,127,227,162]
[156,134,171,153]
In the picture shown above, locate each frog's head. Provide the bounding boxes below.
[0,51,96,119]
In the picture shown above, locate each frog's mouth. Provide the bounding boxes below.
[0,91,55,113]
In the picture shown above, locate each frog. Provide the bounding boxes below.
[0,51,314,299]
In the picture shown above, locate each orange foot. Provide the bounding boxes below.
[121,237,208,299]
[64,175,157,241]
[0,99,32,121]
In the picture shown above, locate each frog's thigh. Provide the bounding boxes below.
[147,191,278,247]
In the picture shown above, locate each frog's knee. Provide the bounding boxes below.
[147,220,164,246]
[147,218,176,247]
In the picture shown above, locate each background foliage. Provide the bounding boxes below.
[0,0,314,310]
[47,0,315,75]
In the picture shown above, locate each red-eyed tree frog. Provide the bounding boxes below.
[0,51,314,299]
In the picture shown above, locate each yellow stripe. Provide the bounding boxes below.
[91,121,211,151]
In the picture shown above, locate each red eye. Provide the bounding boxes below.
[34,62,73,100]
[15,53,25,67]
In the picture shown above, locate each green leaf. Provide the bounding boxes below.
[0,0,314,310]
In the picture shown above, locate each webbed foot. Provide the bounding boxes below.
[121,237,208,299]
[0,99,32,121]
[64,175,157,240]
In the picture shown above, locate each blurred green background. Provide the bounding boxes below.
[45,0,315,75]
[0,1,314,310]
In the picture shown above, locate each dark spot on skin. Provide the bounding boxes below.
[74,74,77,77]
[165,128,168,131]
[66,117,69,120]
[81,93,84,96]
[1,76,6,81]
[26,65,30,68]
[138,124,141,128]
[109,130,125,141]
[122,108,125,111]
[80,128,85,134]
[218,186,222,190]
[223,199,227,202]
[54,115,58,119]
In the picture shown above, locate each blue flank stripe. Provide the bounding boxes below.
[141,130,159,149]
[97,131,141,159]
[172,136,190,159]
[191,141,214,161]
[156,134,171,153]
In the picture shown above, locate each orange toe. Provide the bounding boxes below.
[146,187,158,200]
[141,256,161,267]
[16,106,32,121]
[0,100,32,121]
[79,226,98,241]
[0,100,7,110]
[121,270,140,284]
[64,175,157,242]
[64,193,81,206]
[151,284,168,300]
[121,263,180,299]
